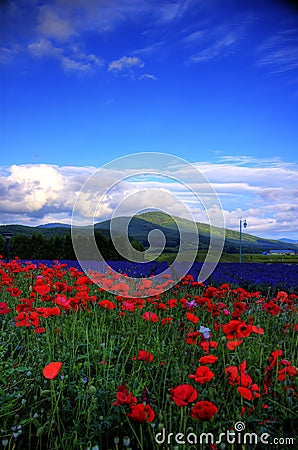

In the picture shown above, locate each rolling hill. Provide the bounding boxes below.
[1,212,298,255]
[279,238,298,244]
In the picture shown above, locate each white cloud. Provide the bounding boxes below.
[61,48,103,74]
[108,56,144,72]
[37,5,76,41]
[34,0,196,39]
[0,47,15,63]
[0,158,297,240]
[184,15,251,65]
[260,47,298,73]
[26,38,104,74]
[1,0,196,54]
[133,41,165,56]
[140,73,157,80]
[183,30,206,44]
[61,57,92,74]
[158,1,192,23]
[28,39,62,58]
[258,29,298,74]
[189,32,236,63]
[0,0,207,78]
[0,164,94,219]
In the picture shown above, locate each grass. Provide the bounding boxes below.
[0,260,297,450]
[154,251,298,264]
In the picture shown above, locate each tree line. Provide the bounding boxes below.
[0,232,145,261]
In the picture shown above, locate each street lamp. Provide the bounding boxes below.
[239,219,247,263]
[2,232,13,263]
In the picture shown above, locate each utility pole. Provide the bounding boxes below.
[2,232,13,263]
[239,219,247,263]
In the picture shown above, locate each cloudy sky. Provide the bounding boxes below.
[0,0,297,240]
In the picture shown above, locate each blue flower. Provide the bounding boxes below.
[199,326,211,339]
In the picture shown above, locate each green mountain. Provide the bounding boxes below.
[94,216,189,252]
[37,223,71,229]
[1,212,297,255]
[135,212,298,254]
[0,224,70,238]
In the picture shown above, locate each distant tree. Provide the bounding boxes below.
[10,235,31,259]
[0,235,6,257]
[1,230,152,261]
[130,239,145,261]
[62,234,76,260]
[30,234,47,259]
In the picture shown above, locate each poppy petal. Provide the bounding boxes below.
[43,362,63,379]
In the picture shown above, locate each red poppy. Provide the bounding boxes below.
[192,281,204,288]
[227,340,243,350]
[194,296,210,305]
[142,312,159,322]
[277,365,297,381]
[238,384,260,401]
[188,366,215,384]
[225,365,240,385]
[186,331,200,345]
[54,281,68,293]
[43,362,63,379]
[126,403,155,423]
[113,383,137,406]
[263,301,281,316]
[161,317,173,325]
[209,341,218,349]
[238,387,253,401]
[132,350,154,362]
[199,340,218,353]
[191,401,218,420]
[186,312,199,323]
[167,298,178,308]
[222,320,252,340]
[17,298,34,310]
[238,361,252,387]
[98,300,117,309]
[34,284,51,296]
[198,355,218,364]
[170,384,198,407]
[35,307,61,318]
[54,295,71,310]
[251,325,264,335]
[112,282,130,296]
[100,277,115,290]
[265,349,283,371]
[204,287,219,298]
[235,323,253,338]
[220,283,230,290]
[120,300,136,312]
[76,276,92,285]
[225,361,252,387]
[6,287,22,297]
[0,302,11,315]
[142,279,153,289]
[15,311,40,327]
[34,326,46,334]
[154,302,167,310]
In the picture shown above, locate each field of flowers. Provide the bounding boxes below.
[14,260,298,295]
[0,258,297,450]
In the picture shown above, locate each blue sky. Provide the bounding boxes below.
[0,0,297,240]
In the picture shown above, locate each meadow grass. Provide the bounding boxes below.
[0,260,297,450]
[155,251,298,264]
